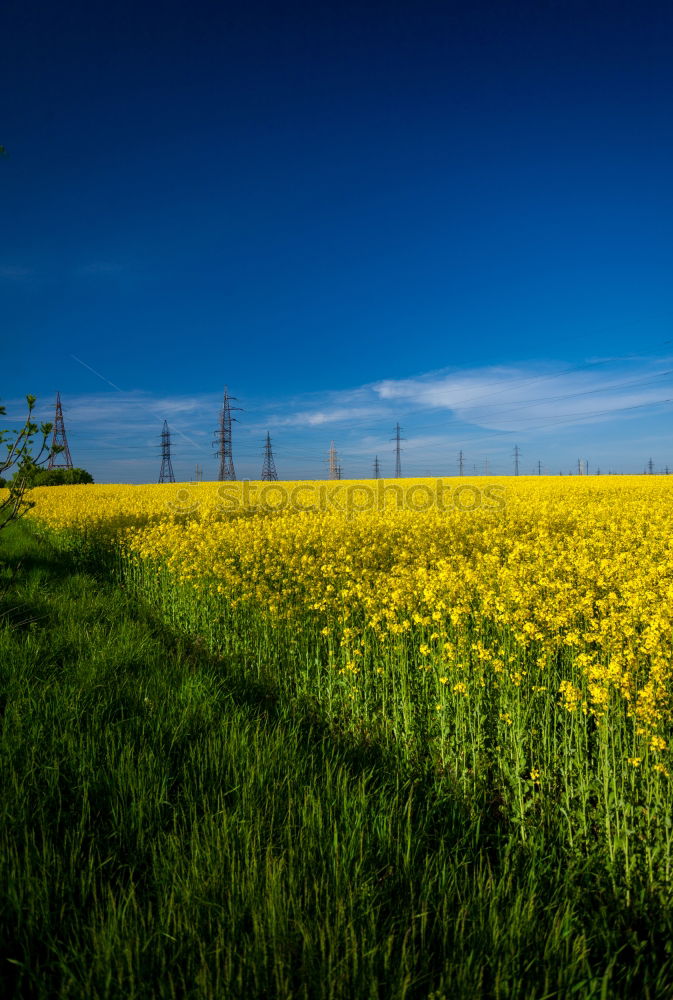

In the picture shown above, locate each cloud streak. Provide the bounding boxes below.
[372,360,673,433]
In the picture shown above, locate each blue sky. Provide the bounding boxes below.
[2,0,673,480]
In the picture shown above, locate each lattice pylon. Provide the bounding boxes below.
[261,432,278,481]
[328,441,338,480]
[213,387,241,481]
[48,391,73,469]
[158,420,175,483]
[392,423,404,478]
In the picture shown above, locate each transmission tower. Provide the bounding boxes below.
[648,457,655,475]
[392,423,404,478]
[373,455,380,479]
[158,420,175,483]
[194,464,203,482]
[458,450,464,476]
[328,441,339,480]
[213,387,241,481]
[537,460,542,475]
[261,432,278,481]
[48,391,73,469]
[513,445,520,476]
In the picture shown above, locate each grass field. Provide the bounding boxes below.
[2,478,673,997]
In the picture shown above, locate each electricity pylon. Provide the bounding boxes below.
[261,432,278,481]
[328,441,338,480]
[158,420,175,483]
[213,387,241,481]
[48,392,73,469]
[392,423,404,478]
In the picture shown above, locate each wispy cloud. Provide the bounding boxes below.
[268,405,388,428]
[373,360,673,433]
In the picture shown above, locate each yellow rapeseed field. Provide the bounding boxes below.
[25,475,673,873]
[29,475,673,749]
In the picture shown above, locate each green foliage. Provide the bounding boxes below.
[0,395,59,530]
[13,465,94,488]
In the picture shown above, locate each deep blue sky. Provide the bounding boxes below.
[2,0,673,480]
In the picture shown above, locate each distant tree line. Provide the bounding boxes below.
[1,464,93,489]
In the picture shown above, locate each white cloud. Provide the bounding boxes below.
[372,361,673,433]
[268,405,388,428]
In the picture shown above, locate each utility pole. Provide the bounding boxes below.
[48,391,73,469]
[213,387,241,481]
[373,455,380,479]
[458,450,464,477]
[158,420,175,484]
[513,445,520,476]
[392,423,404,478]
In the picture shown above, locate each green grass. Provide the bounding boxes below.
[1,521,673,999]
